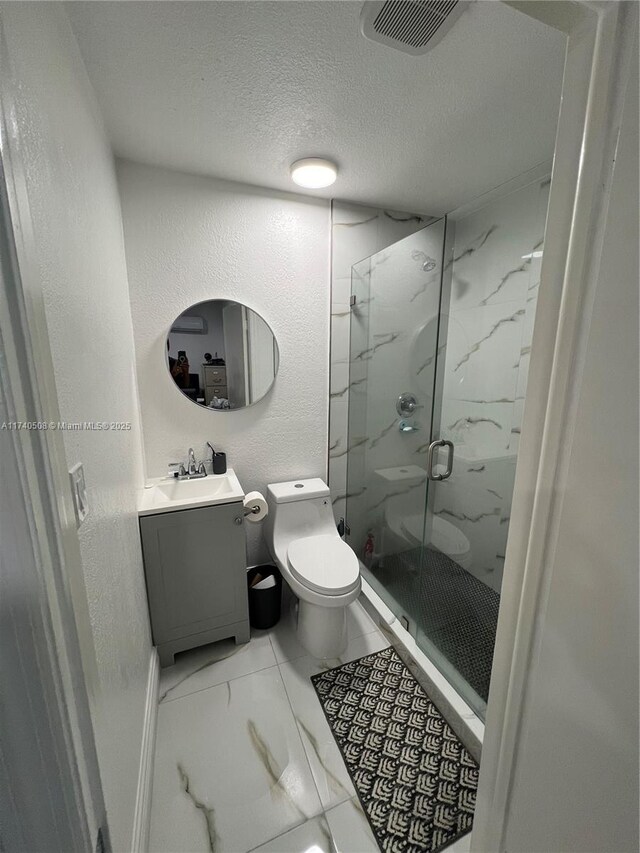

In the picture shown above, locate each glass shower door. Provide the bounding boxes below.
[344,177,551,720]
[344,215,499,719]
[345,218,447,634]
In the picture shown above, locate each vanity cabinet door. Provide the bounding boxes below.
[140,502,247,645]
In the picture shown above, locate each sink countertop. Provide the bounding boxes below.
[138,467,244,516]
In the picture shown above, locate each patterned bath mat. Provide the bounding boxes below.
[311,647,478,853]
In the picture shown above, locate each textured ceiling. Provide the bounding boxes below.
[68,1,566,215]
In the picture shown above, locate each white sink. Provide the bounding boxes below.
[138,468,244,516]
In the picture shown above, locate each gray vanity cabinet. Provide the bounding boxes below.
[139,501,250,667]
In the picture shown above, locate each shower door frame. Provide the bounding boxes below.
[472,1,638,849]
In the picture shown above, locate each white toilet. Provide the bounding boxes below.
[264,478,361,659]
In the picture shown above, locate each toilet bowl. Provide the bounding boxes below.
[264,478,360,659]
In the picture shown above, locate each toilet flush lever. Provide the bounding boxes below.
[427,439,454,481]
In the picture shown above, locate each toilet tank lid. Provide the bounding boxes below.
[267,478,330,503]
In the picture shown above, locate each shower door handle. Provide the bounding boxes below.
[427,439,454,481]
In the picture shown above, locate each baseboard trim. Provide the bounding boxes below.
[131,649,159,853]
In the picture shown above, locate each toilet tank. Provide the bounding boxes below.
[265,478,336,555]
[267,478,330,504]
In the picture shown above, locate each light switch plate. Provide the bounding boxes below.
[69,462,89,526]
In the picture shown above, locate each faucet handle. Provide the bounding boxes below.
[197,461,207,476]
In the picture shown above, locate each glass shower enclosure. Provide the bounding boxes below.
[344,182,548,718]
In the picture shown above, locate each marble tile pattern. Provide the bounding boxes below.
[150,594,393,853]
[329,201,435,524]
[334,180,549,595]
[343,219,448,559]
[436,178,550,591]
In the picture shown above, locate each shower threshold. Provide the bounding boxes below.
[359,576,485,763]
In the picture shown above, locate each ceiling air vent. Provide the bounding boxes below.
[360,0,470,56]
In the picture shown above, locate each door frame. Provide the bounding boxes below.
[0,15,108,851]
[473,2,638,849]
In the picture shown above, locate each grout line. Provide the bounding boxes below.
[243,811,337,853]
[275,660,329,817]
[242,809,317,853]
[159,660,280,705]
[274,650,307,666]
[265,629,276,658]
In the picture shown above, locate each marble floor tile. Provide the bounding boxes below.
[158,630,277,703]
[149,666,322,853]
[347,599,380,640]
[269,594,382,665]
[325,797,379,853]
[279,631,390,810]
[249,815,335,853]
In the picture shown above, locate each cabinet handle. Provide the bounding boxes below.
[234,516,243,525]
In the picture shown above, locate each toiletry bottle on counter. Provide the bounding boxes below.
[363,531,375,568]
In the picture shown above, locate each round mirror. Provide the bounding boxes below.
[166,300,279,410]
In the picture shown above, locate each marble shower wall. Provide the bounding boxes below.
[435,177,551,592]
[330,179,549,596]
[329,201,435,522]
[344,221,449,562]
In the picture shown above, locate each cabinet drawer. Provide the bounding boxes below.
[204,386,228,405]
[204,366,227,384]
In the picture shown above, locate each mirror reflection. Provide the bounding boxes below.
[166,300,278,410]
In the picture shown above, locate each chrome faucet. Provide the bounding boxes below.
[167,448,207,480]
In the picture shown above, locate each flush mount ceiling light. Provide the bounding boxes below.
[290,158,338,189]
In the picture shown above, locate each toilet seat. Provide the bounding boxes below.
[287,534,360,595]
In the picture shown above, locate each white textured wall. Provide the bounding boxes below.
[118,160,330,563]
[0,6,152,850]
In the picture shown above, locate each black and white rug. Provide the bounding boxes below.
[311,647,478,853]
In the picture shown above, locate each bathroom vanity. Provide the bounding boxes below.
[138,469,249,667]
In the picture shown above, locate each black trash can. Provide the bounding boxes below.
[247,564,282,630]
